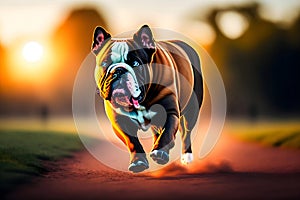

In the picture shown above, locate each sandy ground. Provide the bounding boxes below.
[4,132,300,200]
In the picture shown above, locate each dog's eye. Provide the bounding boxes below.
[132,61,139,67]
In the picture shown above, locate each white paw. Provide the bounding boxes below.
[181,153,193,165]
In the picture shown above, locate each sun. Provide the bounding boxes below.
[22,41,44,62]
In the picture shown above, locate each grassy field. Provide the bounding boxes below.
[228,120,300,149]
[0,118,85,194]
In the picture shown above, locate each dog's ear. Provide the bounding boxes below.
[133,25,155,50]
[91,26,111,55]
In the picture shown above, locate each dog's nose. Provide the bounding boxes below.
[111,67,128,81]
[112,74,127,90]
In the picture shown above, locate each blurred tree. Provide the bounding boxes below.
[261,17,300,115]
[205,3,300,118]
[0,41,5,90]
[0,41,9,115]
[49,7,108,116]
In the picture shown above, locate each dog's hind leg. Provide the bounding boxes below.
[174,41,204,165]
[179,89,202,165]
[179,115,193,165]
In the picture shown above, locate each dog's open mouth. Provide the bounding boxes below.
[104,63,142,109]
[111,87,134,108]
[112,90,138,107]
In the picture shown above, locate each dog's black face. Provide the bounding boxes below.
[92,25,155,111]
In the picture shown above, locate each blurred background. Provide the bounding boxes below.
[0,0,299,122]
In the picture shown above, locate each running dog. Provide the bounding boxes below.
[92,25,203,173]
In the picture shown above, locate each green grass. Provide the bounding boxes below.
[0,129,84,194]
[228,120,300,149]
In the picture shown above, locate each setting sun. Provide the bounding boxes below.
[22,41,44,62]
[6,39,55,85]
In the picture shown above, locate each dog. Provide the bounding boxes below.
[92,25,203,173]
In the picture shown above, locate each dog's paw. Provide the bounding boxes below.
[128,157,149,173]
[181,153,193,165]
[150,150,169,165]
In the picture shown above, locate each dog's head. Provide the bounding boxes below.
[92,25,156,110]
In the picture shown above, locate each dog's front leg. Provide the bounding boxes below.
[105,102,149,172]
[150,95,179,165]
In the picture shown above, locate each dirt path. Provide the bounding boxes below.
[5,133,300,200]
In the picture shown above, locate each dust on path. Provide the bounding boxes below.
[4,133,300,200]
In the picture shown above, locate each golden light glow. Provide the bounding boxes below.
[216,11,249,39]
[7,39,55,86]
[22,41,44,63]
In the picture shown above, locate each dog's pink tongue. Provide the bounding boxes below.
[132,98,140,108]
